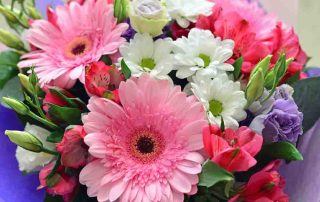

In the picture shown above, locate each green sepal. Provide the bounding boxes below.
[232,56,243,80]
[121,59,131,79]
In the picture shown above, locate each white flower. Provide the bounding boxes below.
[119,33,174,79]
[15,123,55,173]
[173,28,234,79]
[164,0,214,28]
[191,74,247,129]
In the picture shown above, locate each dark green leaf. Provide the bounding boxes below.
[100,55,113,65]
[259,142,303,161]
[285,71,300,85]
[0,51,20,89]
[46,173,62,188]
[44,194,64,202]
[121,59,131,79]
[49,87,86,109]
[0,77,24,107]
[48,104,82,125]
[47,130,64,143]
[232,56,243,80]
[199,160,234,188]
[292,77,320,131]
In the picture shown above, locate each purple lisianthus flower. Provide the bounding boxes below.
[250,84,303,144]
[263,99,303,143]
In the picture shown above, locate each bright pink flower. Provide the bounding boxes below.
[80,74,207,202]
[43,86,75,114]
[229,161,289,202]
[18,0,128,88]
[39,163,77,201]
[85,62,123,102]
[56,125,88,169]
[271,22,307,79]
[203,125,263,172]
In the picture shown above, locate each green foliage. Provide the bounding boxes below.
[232,56,243,81]
[199,160,234,188]
[47,104,82,125]
[292,77,320,131]
[121,59,132,79]
[0,51,20,89]
[258,142,303,161]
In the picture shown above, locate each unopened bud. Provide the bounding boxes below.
[246,69,265,107]
[5,130,43,152]
[250,55,272,79]
[27,6,42,20]
[18,73,33,94]
[2,97,30,115]
[0,6,29,28]
[0,29,25,51]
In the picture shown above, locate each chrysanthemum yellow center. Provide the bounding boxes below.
[129,129,164,163]
[64,36,92,59]
[140,58,156,70]
[209,99,223,117]
[199,53,211,67]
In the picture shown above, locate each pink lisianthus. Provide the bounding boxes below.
[85,62,123,102]
[80,74,207,202]
[39,163,77,201]
[18,0,128,88]
[229,161,289,202]
[56,125,88,169]
[271,22,308,80]
[203,125,263,172]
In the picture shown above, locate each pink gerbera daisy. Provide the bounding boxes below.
[80,74,207,202]
[18,0,128,88]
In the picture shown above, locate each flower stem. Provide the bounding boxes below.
[42,148,59,155]
[28,112,60,130]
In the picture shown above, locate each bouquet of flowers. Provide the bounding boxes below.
[1,0,318,201]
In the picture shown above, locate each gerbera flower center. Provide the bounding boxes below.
[129,129,164,163]
[140,58,156,70]
[64,36,93,59]
[209,99,223,117]
[198,53,211,67]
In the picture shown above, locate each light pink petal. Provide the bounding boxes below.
[168,170,192,193]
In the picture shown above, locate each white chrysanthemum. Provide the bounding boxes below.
[173,28,234,79]
[164,0,214,28]
[15,123,55,173]
[119,33,174,79]
[191,74,247,129]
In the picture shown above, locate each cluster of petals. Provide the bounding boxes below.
[80,74,207,202]
[18,0,128,88]
[203,124,263,172]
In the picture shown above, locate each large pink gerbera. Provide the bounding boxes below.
[18,0,128,88]
[80,74,207,202]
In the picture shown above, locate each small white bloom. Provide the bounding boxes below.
[173,28,234,79]
[164,0,214,28]
[15,123,55,173]
[119,33,174,79]
[191,74,247,129]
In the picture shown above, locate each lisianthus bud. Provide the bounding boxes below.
[0,29,26,51]
[18,73,33,94]
[246,69,265,107]
[129,0,169,37]
[0,6,29,28]
[5,130,43,152]
[27,5,42,20]
[2,97,30,115]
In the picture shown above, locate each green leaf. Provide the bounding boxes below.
[0,51,20,89]
[46,173,62,188]
[259,142,303,161]
[47,130,64,143]
[285,71,300,85]
[0,77,24,107]
[199,160,234,188]
[121,59,131,79]
[47,104,82,125]
[292,77,320,131]
[232,56,243,80]
[49,87,86,109]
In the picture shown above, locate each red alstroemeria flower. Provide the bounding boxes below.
[56,125,88,169]
[39,163,77,201]
[43,86,75,114]
[229,161,289,202]
[85,62,123,103]
[203,124,263,172]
